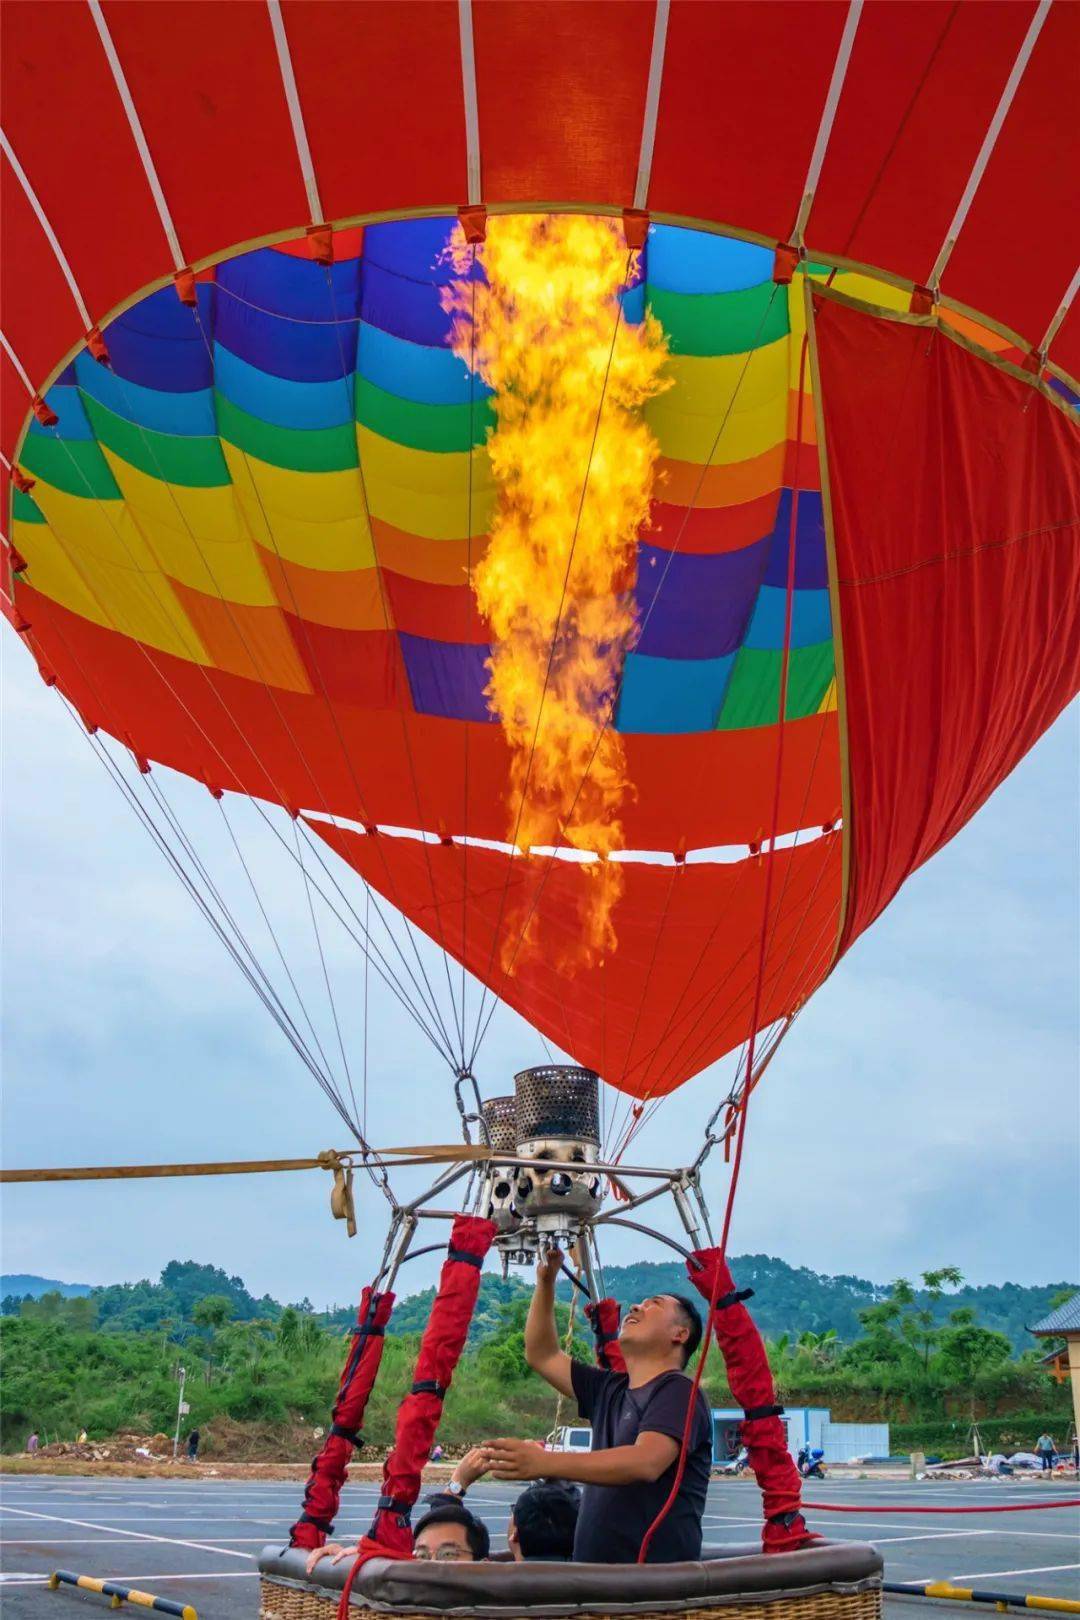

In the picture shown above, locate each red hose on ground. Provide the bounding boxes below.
[635,330,812,1565]
[802,1498,1080,1513]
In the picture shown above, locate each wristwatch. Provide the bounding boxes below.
[445,1478,466,1498]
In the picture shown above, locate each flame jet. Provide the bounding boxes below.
[443,214,671,968]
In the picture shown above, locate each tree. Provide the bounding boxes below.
[938,1321,1013,1386]
[192,1295,234,1384]
[192,1296,234,1332]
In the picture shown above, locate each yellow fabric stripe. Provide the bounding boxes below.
[646,385,788,466]
[101,448,277,606]
[357,426,495,540]
[21,489,209,663]
[818,677,838,713]
[652,339,789,415]
[222,443,376,569]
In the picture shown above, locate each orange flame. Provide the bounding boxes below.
[443,214,670,967]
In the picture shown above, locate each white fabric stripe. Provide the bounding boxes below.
[0,331,35,394]
[1039,262,1080,357]
[86,0,185,270]
[928,0,1051,288]
[1,131,93,327]
[634,0,670,210]
[303,808,841,864]
[794,0,863,243]
[266,0,323,224]
[458,0,481,205]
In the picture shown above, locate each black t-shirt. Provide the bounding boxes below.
[570,1360,711,1564]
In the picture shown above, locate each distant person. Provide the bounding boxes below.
[430,1443,444,1462]
[186,1428,200,1462]
[77,1429,88,1444]
[26,1431,39,1455]
[1035,1432,1056,1472]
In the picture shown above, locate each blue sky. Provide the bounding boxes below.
[2,631,1077,1308]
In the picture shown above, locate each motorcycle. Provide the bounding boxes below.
[797,1445,827,1479]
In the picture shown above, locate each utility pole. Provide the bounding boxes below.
[172,1366,187,1460]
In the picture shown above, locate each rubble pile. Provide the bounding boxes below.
[38,1430,173,1463]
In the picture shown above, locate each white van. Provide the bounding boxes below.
[545,1425,592,1453]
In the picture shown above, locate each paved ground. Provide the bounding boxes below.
[1,1473,1076,1620]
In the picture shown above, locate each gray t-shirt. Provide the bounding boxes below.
[570,1360,711,1564]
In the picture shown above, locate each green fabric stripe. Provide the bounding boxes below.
[355,376,494,454]
[81,394,229,488]
[12,489,46,523]
[18,434,121,500]
[717,641,835,731]
[215,392,357,474]
[645,282,790,357]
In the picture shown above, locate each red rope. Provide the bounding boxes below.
[803,1498,1080,1514]
[636,331,811,1563]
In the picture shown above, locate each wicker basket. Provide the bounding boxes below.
[261,1578,881,1620]
[259,1541,883,1620]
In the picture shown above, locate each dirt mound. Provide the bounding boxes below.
[37,1429,174,1463]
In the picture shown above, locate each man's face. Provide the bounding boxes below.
[619,1293,687,1362]
[413,1520,475,1562]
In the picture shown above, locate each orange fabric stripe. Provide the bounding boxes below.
[170,583,312,693]
[372,519,492,586]
[258,546,387,632]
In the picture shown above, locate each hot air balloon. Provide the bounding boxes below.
[2,0,1079,1607]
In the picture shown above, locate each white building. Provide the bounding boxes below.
[711,1406,889,1465]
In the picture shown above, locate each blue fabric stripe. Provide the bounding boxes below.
[634,535,771,660]
[216,247,362,322]
[75,353,216,436]
[364,218,459,283]
[213,343,352,430]
[743,586,832,650]
[616,650,735,734]
[357,324,490,407]
[647,225,773,295]
[104,285,214,392]
[362,259,456,349]
[762,490,829,590]
[399,634,495,723]
[621,283,646,325]
[213,287,357,384]
[32,385,94,440]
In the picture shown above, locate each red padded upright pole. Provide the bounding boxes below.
[290,1287,395,1550]
[687,1250,813,1552]
[360,1214,496,1562]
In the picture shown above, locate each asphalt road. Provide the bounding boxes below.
[2,1473,1077,1620]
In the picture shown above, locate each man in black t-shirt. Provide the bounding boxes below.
[481,1250,711,1563]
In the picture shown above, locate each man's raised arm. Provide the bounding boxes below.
[524,1248,575,1398]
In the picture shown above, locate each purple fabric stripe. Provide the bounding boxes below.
[399,634,495,723]
[633,534,771,660]
[762,490,828,589]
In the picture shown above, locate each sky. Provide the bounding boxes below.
[2,630,1078,1309]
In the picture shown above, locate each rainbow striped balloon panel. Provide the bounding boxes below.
[12,219,831,743]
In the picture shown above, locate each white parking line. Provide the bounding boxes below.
[866,1532,994,1545]
[0,1572,257,1585]
[944,1564,1080,1582]
[0,1506,253,1561]
[0,1536,277,1545]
